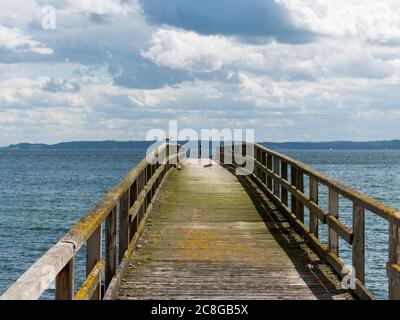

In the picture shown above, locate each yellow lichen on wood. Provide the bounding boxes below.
[75,261,105,300]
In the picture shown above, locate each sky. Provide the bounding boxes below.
[0,0,400,146]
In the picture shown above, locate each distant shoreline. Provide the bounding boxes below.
[1,140,400,150]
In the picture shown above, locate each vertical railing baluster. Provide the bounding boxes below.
[267,154,273,191]
[309,176,319,237]
[261,151,267,186]
[291,166,297,217]
[281,161,288,206]
[119,191,129,262]
[352,203,365,284]
[273,157,280,197]
[105,207,117,289]
[55,258,74,300]
[389,222,400,299]
[328,189,339,256]
[256,147,261,178]
[86,225,101,299]
[297,171,304,223]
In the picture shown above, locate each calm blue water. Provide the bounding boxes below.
[0,149,398,299]
[0,149,145,299]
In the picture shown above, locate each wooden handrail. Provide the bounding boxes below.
[0,143,182,300]
[220,143,400,300]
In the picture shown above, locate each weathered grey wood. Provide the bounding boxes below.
[352,203,365,283]
[106,207,117,289]
[119,191,130,263]
[328,189,339,256]
[291,166,297,217]
[273,157,280,197]
[87,225,101,300]
[267,154,273,190]
[297,171,304,223]
[309,176,319,237]
[258,150,264,184]
[281,161,288,206]
[55,258,74,300]
[113,160,349,300]
[75,261,105,300]
[252,143,400,227]
[389,223,400,299]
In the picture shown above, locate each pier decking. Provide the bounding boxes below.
[111,160,347,300]
[1,143,400,300]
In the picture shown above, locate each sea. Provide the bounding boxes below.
[0,148,399,299]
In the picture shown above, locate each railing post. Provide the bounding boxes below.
[297,171,304,223]
[267,154,273,191]
[328,189,339,256]
[281,161,288,206]
[352,203,365,284]
[309,176,319,237]
[389,223,400,299]
[119,191,129,262]
[55,258,74,300]
[291,166,297,217]
[87,225,101,300]
[129,180,138,239]
[261,151,267,185]
[273,157,280,197]
[105,207,117,289]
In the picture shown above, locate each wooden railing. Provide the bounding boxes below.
[220,143,400,300]
[0,143,182,300]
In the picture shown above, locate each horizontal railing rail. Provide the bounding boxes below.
[0,143,182,300]
[219,143,400,300]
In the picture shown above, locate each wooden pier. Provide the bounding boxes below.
[1,143,400,300]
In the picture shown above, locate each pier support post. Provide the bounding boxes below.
[273,157,280,198]
[389,223,400,299]
[309,177,319,237]
[352,203,365,284]
[291,166,297,217]
[105,207,117,289]
[296,171,304,223]
[119,191,130,262]
[281,161,288,206]
[87,225,101,299]
[267,155,273,191]
[55,258,74,300]
[328,189,339,256]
